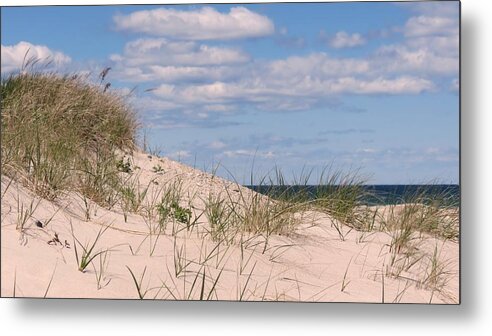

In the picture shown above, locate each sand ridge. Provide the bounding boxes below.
[1,151,459,303]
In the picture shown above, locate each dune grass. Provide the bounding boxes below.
[380,185,459,243]
[1,71,138,204]
[71,222,110,273]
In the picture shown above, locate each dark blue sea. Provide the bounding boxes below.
[245,184,460,207]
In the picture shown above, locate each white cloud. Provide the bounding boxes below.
[151,75,434,110]
[110,38,249,83]
[373,45,458,75]
[267,53,370,79]
[404,15,457,38]
[208,141,227,149]
[112,38,249,67]
[400,1,459,18]
[1,41,71,73]
[106,3,458,119]
[329,31,367,49]
[113,6,274,40]
[405,35,459,56]
[148,65,240,83]
[112,45,441,117]
[223,149,275,159]
[168,150,191,159]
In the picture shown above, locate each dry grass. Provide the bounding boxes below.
[1,71,138,204]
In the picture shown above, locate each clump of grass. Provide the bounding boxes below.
[313,167,370,230]
[119,175,153,214]
[71,222,110,272]
[381,185,459,242]
[152,164,164,173]
[421,244,452,292]
[154,178,194,231]
[204,193,238,244]
[226,167,301,240]
[116,157,132,174]
[238,192,297,237]
[379,186,458,293]
[126,266,151,299]
[77,152,122,209]
[1,70,138,203]
[173,203,192,224]
[93,250,112,290]
[15,195,41,231]
[256,166,374,237]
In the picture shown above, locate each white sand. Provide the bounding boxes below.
[1,151,459,303]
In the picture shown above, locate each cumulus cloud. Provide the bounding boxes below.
[150,75,434,110]
[113,6,274,40]
[329,31,367,48]
[400,2,459,61]
[111,47,437,119]
[400,1,459,17]
[208,141,227,149]
[112,38,250,67]
[373,45,458,75]
[404,15,457,38]
[168,150,191,159]
[223,149,275,159]
[1,41,71,73]
[110,38,249,83]
[106,3,457,120]
[267,53,370,79]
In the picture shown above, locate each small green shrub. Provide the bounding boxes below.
[152,164,164,173]
[157,200,191,225]
[172,202,192,224]
[116,158,132,173]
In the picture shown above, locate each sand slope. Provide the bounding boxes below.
[1,151,459,303]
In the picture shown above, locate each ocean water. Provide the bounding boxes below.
[245,184,460,207]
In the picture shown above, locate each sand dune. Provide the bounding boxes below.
[1,150,459,303]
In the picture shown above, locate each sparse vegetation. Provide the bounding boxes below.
[71,222,110,272]
[116,157,133,174]
[126,266,151,299]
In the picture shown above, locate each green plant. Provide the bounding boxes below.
[116,157,132,173]
[15,195,41,231]
[173,202,192,224]
[126,266,151,299]
[119,176,153,214]
[341,257,353,292]
[205,193,237,244]
[154,178,183,230]
[152,164,164,173]
[421,244,452,292]
[43,263,58,298]
[223,167,300,240]
[71,223,109,272]
[381,186,459,241]
[313,167,369,230]
[93,250,112,290]
[173,237,193,278]
[1,70,137,202]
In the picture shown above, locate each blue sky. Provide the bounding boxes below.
[1,1,459,184]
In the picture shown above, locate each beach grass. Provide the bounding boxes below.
[1,71,137,204]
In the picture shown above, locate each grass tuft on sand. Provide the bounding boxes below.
[1,71,138,204]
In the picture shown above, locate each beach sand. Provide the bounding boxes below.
[1,151,459,303]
